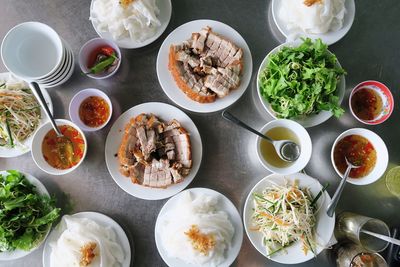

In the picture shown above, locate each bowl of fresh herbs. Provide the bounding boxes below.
[257,38,346,128]
[0,170,60,260]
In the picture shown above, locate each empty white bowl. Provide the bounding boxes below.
[255,119,312,175]
[79,38,121,79]
[1,22,64,80]
[31,119,87,175]
[69,88,112,131]
[331,128,389,185]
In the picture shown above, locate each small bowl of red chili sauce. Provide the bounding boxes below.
[79,38,121,79]
[69,88,112,131]
[349,80,394,125]
[331,128,388,185]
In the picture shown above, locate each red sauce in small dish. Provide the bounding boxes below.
[79,96,110,128]
[351,88,383,121]
[333,135,377,178]
[42,125,85,170]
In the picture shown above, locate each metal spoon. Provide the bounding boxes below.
[30,82,74,166]
[222,110,300,162]
[327,157,361,217]
[360,229,400,246]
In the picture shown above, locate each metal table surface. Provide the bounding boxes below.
[1,0,399,266]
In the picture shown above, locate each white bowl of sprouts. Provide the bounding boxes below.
[0,72,53,158]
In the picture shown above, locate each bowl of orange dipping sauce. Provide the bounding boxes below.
[31,119,87,175]
[331,128,388,185]
[69,88,112,131]
[349,81,394,125]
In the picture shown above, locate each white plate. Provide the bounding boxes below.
[257,41,345,128]
[38,42,72,84]
[157,19,253,113]
[0,170,51,261]
[90,0,172,49]
[42,212,132,267]
[105,102,202,200]
[0,73,53,157]
[272,0,356,45]
[243,173,335,264]
[154,187,243,267]
[42,45,75,88]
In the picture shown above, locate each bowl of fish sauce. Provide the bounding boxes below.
[255,119,312,175]
[31,119,87,175]
[79,37,121,79]
[349,81,394,125]
[331,128,388,185]
[69,88,112,131]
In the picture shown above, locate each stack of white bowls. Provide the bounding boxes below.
[1,22,74,88]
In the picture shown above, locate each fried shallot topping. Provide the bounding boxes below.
[80,242,97,267]
[184,225,216,255]
[119,0,135,8]
[304,0,322,7]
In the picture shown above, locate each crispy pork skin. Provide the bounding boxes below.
[168,26,243,103]
[118,113,193,188]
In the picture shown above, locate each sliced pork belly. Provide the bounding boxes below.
[118,114,193,189]
[169,26,243,103]
[169,46,216,103]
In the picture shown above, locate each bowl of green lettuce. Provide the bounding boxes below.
[257,38,346,128]
[0,170,60,260]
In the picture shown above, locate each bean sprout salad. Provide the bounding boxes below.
[0,79,41,148]
[251,180,321,257]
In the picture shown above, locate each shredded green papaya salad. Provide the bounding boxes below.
[0,170,60,252]
[259,38,346,119]
[251,180,324,257]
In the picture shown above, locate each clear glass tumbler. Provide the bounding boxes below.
[335,212,390,252]
[335,242,388,267]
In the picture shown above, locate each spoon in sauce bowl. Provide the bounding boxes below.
[222,110,300,162]
[30,82,75,166]
[327,157,361,217]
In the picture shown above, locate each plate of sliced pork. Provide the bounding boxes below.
[105,102,202,200]
[157,19,252,113]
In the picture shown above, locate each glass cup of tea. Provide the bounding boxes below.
[386,166,400,198]
[335,212,390,252]
[335,242,388,267]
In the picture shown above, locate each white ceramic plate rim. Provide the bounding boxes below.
[0,22,64,80]
[41,45,75,88]
[154,187,243,267]
[271,0,356,46]
[0,170,51,261]
[256,41,345,128]
[68,88,113,131]
[42,211,132,267]
[105,102,203,200]
[330,128,389,185]
[156,19,253,113]
[37,42,72,84]
[243,173,335,264]
[0,73,53,158]
[255,119,312,175]
[89,0,172,49]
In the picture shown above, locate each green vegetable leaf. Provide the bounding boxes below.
[259,38,346,119]
[0,170,60,252]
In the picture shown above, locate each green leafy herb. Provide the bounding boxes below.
[5,117,14,148]
[0,170,60,252]
[259,38,346,119]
